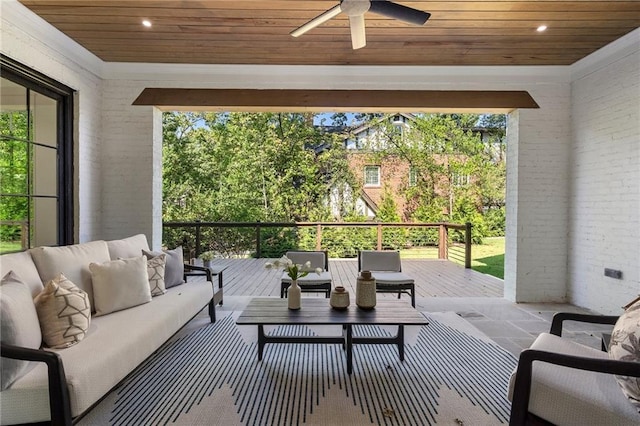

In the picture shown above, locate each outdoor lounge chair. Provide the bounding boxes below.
[508,311,640,425]
[280,250,332,298]
[358,250,415,307]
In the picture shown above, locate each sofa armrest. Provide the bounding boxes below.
[1,342,72,426]
[549,312,619,336]
[184,264,213,283]
[509,348,640,425]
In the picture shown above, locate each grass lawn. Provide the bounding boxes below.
[0,241,22,254]
[400,236,505,280]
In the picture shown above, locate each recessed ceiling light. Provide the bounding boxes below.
[142,20,152,28]
[536,25,547,32]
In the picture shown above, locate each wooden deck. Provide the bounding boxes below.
[207,258,504,299]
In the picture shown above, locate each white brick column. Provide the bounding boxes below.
[101,81,162,248]
[504,86,572,303]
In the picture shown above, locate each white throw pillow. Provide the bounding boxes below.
[0,271,42,390]
[609,300,640,411]
[89,256,152,316]
[34,273,91,349]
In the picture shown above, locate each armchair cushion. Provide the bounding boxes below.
[371,271,414,285]
[508,333,640,425]
[281,271,332,285]
[609,301,640,411]
[0,271,42,390]
[359,250,402,272]
[34,273,91,349]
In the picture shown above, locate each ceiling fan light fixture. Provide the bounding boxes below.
[142,19,152,28]
[536,25,548,32]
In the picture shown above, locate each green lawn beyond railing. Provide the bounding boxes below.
[398,237,504,279]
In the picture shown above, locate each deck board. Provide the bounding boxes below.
[207,258,503,299]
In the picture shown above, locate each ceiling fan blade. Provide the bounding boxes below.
[290,4,343,37]
[349,14,366,49]
[368,1,430,26]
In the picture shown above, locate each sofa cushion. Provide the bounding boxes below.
[508,332,640,425]
[89,256,152,316]
[34,273,91,349]
[30,240,111,310]
[0,271,42,390]
[143,247,184,288]
[147,254,167,296]
[609,301,640,411]
[0,251,43,297]
[106,234,150,260]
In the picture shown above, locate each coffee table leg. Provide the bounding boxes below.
[398,325,405,361]
[258,325,265,361]
[346,325,353,374]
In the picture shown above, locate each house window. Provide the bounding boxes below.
[0,55,74,253]
[409,167,417,187]
[364,166,380,186]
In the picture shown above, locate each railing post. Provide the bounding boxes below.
[465,222,472,269]
[195,221,202,257]
[438,224,448,259]
[255,222,261,258]
[377,223,383,250]
[316,223,322,251]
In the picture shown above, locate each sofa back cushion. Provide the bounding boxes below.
[609,300,640,411]
[107,234,150,260]
[34,273,91,349]
[0,251,44,297]
[89,256,152,316]
[0,271,42,390]
[30,240,111,310]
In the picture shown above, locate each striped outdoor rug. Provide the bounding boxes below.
[79,312,517,426]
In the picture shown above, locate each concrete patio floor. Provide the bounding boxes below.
[203,258,614,357]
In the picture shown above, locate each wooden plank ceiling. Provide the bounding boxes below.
[18,1,640,66]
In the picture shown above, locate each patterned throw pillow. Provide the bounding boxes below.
[147,253,167,296]
[34,273,91,349]
[609,300,640,411]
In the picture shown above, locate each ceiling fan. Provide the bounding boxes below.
[290,0,431,50]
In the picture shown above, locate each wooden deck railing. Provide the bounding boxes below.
[163,221,472,268]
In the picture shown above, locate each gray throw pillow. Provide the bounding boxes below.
[143,247,184,288]
[0,271,42,390]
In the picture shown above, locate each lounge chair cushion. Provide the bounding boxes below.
[281,271,332,285]
[371,271,414,285]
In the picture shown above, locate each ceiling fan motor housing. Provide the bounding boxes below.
[341,0,371,16]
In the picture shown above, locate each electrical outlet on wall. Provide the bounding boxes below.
[604,268,623,279]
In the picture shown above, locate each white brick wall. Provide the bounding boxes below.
[568,33,640,314]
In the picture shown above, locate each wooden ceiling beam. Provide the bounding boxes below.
[133,89,539,113]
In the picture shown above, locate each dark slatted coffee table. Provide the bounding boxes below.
[236,298,428,374]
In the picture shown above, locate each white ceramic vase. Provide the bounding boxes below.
[288,279,301,310]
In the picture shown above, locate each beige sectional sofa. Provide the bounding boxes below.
[0,235,220,425]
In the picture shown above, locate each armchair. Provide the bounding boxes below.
[280,251,332,298]
[358,250,415,307]
[508,312,640,425]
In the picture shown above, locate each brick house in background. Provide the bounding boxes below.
[340,113,503,220]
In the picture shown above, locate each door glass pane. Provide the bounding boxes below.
[0,78,28,140]
[0,139,28,194]
[33,145,57,196]
[31,91,57,147]
[32,197,57,247]
[0,195,28,253]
